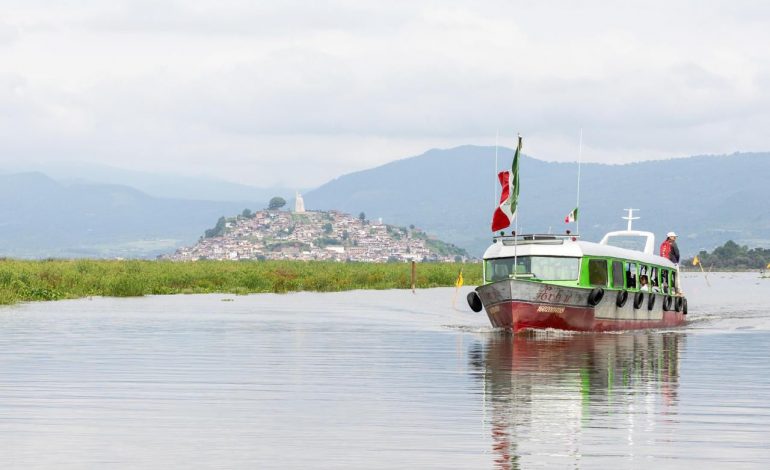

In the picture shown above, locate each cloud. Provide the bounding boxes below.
[0,1,769,186]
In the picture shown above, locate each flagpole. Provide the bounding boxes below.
[699,260,711,287]
[576,128,583,236]
[513,134,520,279]
[514,212,518,280]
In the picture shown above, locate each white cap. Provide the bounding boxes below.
[667,231,677,238]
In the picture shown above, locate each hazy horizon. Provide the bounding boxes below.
[2,1,770,187]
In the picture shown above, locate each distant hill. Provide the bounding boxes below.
[0,172,265,258]
[305,146,770,256]
[0,162,297,203]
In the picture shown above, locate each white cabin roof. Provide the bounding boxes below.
[599,230,656,254]
[483,236,675,268]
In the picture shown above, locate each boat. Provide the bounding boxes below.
[466,135,688,332]
[467,211,689,332]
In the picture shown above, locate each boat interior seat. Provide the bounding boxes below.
[494,265,509,280]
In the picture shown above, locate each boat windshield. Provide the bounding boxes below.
[485,256,580,282]
[603,235,647,252]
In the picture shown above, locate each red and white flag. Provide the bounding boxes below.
[564,207,578,223]
[491,171,514,231]
[491,136,522,232]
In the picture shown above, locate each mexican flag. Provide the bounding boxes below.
[564,207,578,223]
[491,136,522,232]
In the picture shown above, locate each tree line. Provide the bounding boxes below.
[683,240,770,270]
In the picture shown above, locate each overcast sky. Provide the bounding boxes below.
[1,1,769,187]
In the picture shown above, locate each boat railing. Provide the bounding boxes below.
[493,233,579,246]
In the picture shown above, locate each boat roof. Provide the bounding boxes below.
[483,234,675,268]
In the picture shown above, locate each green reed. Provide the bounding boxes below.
[0,259,482,305]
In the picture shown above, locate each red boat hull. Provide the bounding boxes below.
[476,280,687,333]
[485,300,686,332]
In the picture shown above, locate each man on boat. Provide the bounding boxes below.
[660,232,680,265]
[660,232,681,294]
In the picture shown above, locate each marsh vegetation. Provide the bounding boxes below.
[0,259,481,305]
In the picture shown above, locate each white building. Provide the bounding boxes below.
[295,192,306,213]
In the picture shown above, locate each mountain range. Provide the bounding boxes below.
[305,146,770,256]
[1,147,768,258]
[0,172,265,258]
[0,162,297,202]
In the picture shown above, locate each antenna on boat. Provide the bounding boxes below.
[575,128,583,235]
[623,208,639,231]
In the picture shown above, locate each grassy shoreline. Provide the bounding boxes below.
[0,259,482,306]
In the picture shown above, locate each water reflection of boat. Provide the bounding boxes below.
[468,332,683,469]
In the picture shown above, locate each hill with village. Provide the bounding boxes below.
[165,199,469,263]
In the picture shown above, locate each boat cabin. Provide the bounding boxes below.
[482,232,678,295]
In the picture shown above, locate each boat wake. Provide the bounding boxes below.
[682,308,770,332]
[441,324,502,335]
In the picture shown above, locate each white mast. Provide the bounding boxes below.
[623,208,639,231]
[575,129,583,235]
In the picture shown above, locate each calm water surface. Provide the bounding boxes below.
[1,272,769,469]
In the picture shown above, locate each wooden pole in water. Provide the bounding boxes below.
[700,262,711,287]
[411,261,416,294]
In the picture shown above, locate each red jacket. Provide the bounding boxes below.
[660,239,671,259]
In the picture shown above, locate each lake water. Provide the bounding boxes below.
[1,272,769,469]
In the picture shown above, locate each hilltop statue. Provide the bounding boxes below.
[294,192,305,213]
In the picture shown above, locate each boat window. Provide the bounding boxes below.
[485,256,580,282]
[588,259,608,286]
[625,262,638,289]
[485,258,513,282]
[661,269,670,294]
[650,267,659,291]
[612,261,624,288]
[639,265,650,291]
[671,270,677,293]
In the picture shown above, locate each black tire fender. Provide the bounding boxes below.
[633,292,644,309]
[675,297,684,312]
[616,290,629,308]
[682,297,688,315]
[467,291,483,312]
[663,295,673,311]
[647,293,656,311]
[588,288,604,306]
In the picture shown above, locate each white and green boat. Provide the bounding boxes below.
[467,210,688,332]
